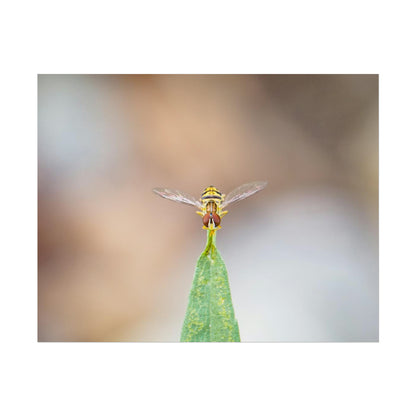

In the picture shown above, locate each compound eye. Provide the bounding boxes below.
[202,213,211,227]
[212,213,221,227]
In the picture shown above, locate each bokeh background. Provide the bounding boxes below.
[38,74,378,342]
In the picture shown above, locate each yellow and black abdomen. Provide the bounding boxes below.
[200,186,224,203]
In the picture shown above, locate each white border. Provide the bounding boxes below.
[2,1,416,415]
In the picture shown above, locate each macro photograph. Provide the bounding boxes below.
[38,74,378,342]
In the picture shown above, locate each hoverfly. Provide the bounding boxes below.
[153,181,267,230]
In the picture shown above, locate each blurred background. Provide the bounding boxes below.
[38,74,378,342]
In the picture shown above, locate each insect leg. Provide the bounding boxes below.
[219,210,228,218]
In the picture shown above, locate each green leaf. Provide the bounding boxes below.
[180,231,240,342]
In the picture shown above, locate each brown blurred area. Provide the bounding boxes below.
[38,75,378,341]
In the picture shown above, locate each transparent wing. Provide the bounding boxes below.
[152,187,202,209]
[222,181,267,208]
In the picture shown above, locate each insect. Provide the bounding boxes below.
[153,181,267,230]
